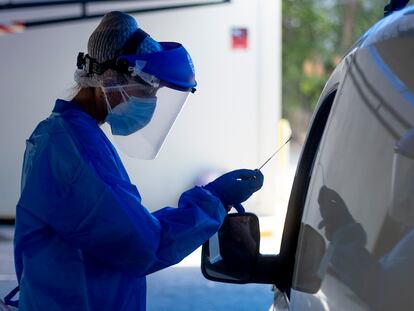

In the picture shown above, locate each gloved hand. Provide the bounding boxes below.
[318,186,355,241]
[204,169,264,213]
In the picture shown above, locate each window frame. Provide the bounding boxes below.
[277,87,338,294]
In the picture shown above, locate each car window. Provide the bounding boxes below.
[291,44,414,310]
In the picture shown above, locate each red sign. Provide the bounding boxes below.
[231,27,248,49]
[0,21,25,36]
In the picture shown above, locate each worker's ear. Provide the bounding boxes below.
[94,87,106,106]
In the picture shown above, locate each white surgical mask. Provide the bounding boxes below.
[105,96,157,136]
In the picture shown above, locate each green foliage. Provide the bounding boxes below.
[300,76,326,102]
[282,0,384,117]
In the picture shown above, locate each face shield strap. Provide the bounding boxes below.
[76,52,153,88]
[77,53,117,75]
[76,29,150,76]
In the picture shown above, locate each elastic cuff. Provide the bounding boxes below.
[201,187,228,214]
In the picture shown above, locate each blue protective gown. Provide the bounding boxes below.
[13,99,227,311]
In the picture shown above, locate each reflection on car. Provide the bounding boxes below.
[202,1,414,310]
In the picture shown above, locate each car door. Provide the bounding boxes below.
[289,36,414,311]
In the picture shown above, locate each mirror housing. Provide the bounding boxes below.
[201,213,281,285]
[201,214,325,293]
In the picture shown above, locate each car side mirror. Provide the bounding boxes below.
[201,213,260,283]
[201,214,326,293]
[202,213,287,286]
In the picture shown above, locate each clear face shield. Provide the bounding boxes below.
[389,129,414,225]
[76,39,197,159]
[102,82,191,159]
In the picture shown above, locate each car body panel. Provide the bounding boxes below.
[288,7,414,310]
[201,5,414,311]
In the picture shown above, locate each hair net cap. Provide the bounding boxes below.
[88,11,138,63]
[75,11,162,88]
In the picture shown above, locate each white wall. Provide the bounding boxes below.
[0,0,280,217]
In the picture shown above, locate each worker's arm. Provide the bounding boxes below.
[19,131,226,277]
[146,187,226,274]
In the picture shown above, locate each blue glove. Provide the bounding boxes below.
[204,169,264,213]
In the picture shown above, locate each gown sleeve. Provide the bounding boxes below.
[18,130,227,277]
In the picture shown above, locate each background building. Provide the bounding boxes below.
[0,0,281,219]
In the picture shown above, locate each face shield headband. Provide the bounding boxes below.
[116,42,197,92]
[76,30,197,92]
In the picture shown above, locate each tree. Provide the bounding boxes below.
[282,0,383,121]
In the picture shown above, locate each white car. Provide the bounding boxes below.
[202,1,414,310]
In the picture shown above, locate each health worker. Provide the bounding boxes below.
[7,11,264,311]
